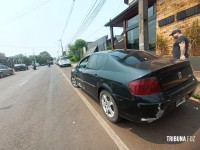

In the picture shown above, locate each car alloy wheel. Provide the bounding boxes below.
[71,75,79,88]
[100,90,121,123]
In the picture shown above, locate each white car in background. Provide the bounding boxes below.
[58,56,71,67]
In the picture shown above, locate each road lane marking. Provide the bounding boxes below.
[57,67,129,150]
[18,80,28,87]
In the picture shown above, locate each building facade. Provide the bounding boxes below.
[0,52,6,65]
[105,0,200,56]
[84,35,108,56]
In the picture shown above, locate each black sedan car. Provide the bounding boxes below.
[71,50,198,123]
[14,64,28,71]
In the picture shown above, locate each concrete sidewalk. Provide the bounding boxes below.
[188,56,200,71]
[71,63,77,68]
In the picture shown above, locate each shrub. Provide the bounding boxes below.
[192,94,200,100]
[185,19,200,56]
[156,35,169,55]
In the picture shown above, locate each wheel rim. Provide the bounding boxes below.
[71,76,77,86]
[101,94,115,118]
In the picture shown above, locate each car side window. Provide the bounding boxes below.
[1,65,6,69]
[87,54,107,70]
[79,56,90,68]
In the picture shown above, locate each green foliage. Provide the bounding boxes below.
[68,44,78,56]
[185,19,200,56]
[106,45,112,50]
[10,51,52,65]
[37,51,53,64]
[68,39,87,62]
[192,94,200,100]
[75,39,87,49]
[66,53,80,63]
[156,35,169,55]
[12,54,30,65]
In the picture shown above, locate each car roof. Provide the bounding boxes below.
[92,49,142,55]
[15,64,26,65]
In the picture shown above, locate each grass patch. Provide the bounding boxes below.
[192,94,200,100]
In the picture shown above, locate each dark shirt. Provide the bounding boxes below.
[172,35,189,59]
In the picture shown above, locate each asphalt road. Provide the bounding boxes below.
[0,65,199,150]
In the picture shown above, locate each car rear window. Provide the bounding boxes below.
[110,51,158,66]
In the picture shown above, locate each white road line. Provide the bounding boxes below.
[57,67,129,150]
[18,80,28,87]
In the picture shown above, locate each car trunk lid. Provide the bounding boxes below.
[132,58,193,91]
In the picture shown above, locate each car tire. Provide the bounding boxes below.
[0,72,4,78]
[100,90,121,123]
[71,75,79,88]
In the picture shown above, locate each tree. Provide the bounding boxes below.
[75,39,87,57]
[68,39,87,62]
[68,44,77,55]
[37,51,53,64]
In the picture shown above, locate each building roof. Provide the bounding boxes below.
[105,0,155,27]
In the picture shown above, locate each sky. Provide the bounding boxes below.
[0,0,128,57]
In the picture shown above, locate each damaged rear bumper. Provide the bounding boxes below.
[116,93,192,123]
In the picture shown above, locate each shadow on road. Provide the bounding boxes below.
[116,99,200,144]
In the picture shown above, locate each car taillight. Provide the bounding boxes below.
[128,77,161,95]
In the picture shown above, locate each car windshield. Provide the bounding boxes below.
[110,50,158,66]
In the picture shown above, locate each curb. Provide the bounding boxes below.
[71,64,77,68]
[190,97,200,103]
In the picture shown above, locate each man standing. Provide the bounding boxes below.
[170,29,189,60]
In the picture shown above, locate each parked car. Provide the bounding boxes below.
[71,50,198,123]
[14,64,28,71]
[0,64,14,78]
[58,56,71,67]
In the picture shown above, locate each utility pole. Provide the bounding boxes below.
[138,0,149,51]
[59,39,64,56]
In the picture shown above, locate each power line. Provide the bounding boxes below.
[70,0,106,42]
[0,0,52,28]
[75,0,98,35]
[69,0,107,43]
[78,0,125,41]
[60,0,75,40]
[84,26,104,39]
